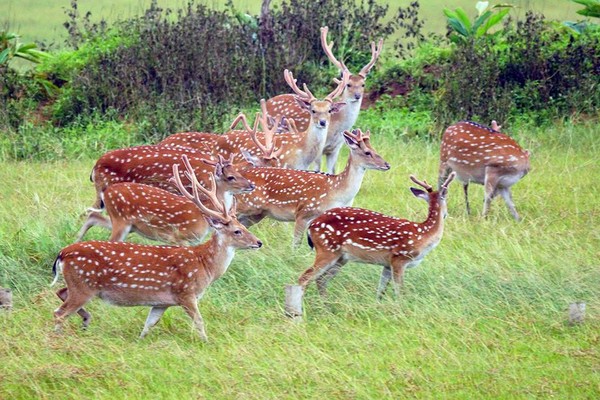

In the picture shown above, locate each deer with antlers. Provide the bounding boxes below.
[52,156,263,340]
[284,173,456,317]
[266,26,383,173]
[438,121,530,220]
[236,129,390,246]
[88,120,283,211]
[76,155,256,244]
[159,70,348,170]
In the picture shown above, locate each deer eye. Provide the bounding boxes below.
[227,176,236,181]
[347,84,352,88]
[234,230,242,236]
[311,110,316,114]
[365,151,372,157]
[361,84,365,87]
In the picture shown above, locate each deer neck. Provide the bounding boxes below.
[289,124,328,168]
[329,154,367,206]
[216,186,234,211]
[193,233,235,282]
[331,98,361,134]
[420,198,445,240]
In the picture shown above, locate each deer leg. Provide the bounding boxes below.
[499,188,521,221]
[139,306,168,339]
[180,297,208,342]
[109,220,132,242]
[376,266,392,299]
[293,215,314,248]
[315,259,347,297]
[239,213,265,228]
[54,289,95,333]
[299,252,342,289]
[56,287,92,329]
[288,252,341,317]
[463,182,471,215]
[324,145,343,174]
[76,211,112,242]
[390,259,408,298]
[482,169,500,218]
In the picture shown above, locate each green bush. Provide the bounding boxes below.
[44,0,395,141]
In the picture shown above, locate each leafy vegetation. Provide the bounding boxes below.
[573,0,600,18]
[443,1,513,43]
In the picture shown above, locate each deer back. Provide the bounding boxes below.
[158,131,220,150]
[440,121,530,184]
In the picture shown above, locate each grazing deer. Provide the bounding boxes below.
[284,173,456,317]
[159,70,348,170]
[52,156,263,340]
[236,129,390,246]
[438,121,530,220]
[266,26,383,173]
[76,155,256,244]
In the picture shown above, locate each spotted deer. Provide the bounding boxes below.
[159,69,348,170]
[438,121,530,220]
[88,121,282,210]
[284,173,456,317]
[52,156,263,340]
[266,26,383,173]
[236,129,390,246]
[76,155,256,244]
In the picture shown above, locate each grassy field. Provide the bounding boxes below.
[1,0,584,45]
[0,115,598,398]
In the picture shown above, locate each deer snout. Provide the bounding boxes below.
[354,93,362,101]
[318,119,327,128]
[245,183,256,192]
[256,240,263,248]
[382,162,391,170]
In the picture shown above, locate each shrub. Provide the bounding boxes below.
[47,0,395,141]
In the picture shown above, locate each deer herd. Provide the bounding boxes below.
[50,27,531,340]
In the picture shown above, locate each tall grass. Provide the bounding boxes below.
[0,119,598,398]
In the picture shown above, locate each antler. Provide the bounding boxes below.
[248,99,284,160]
[440,172,456,190]
[326,69,350,102]
[284,69,316,103]
[410,175,433,193]
[343,128,370,143]
[230,112,260,132]
[320,26,348,72]
[172,155,231,222]
[358,38,384,78]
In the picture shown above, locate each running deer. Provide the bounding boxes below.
[52,156,263,340]
[159,70,348,170]
[438,121,530,220]
[266,26,383,173]
[285,173,456,317]
[76,155,256,244]
[236,129,390,246]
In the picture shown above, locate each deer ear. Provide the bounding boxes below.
[294,97,312,111]
[213,164,225,178]
[410,187,430,202]
[205,215,226,229]
[241,149,260,167]
[343,132,360,149]
[330,102,346,114]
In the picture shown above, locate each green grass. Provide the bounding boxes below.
[0,117,598,398]
[0,0,585,46]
